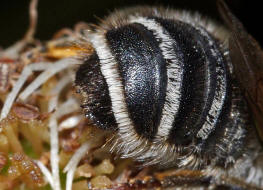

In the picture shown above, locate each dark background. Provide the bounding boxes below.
[0,0,261,48]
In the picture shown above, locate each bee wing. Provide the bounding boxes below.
[218,0,263,141]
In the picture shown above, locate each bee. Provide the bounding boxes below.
[0,0,262,190]
[74,0,263,189]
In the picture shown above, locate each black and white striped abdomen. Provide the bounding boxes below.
[75,7,249,168]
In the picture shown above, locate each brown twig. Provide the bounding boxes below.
[0,0,39,59]
[24,0,38,41]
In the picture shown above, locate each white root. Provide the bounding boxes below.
[0,62,53,121]
[19,58,80,101]
[49,116,61,190]
[64,142,91,190]
[47,76,78,190]
[48,75,72,112]
[63,131,105,190]
[36,160,54,188]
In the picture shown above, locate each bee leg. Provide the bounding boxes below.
[123,169,263,190]
[154,169,211,188]
[155,170,263,190]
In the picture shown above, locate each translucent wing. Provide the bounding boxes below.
[217,0,263,141]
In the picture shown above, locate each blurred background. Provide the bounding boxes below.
[0,0,261,48]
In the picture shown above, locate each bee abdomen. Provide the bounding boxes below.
[76,8,249,167]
